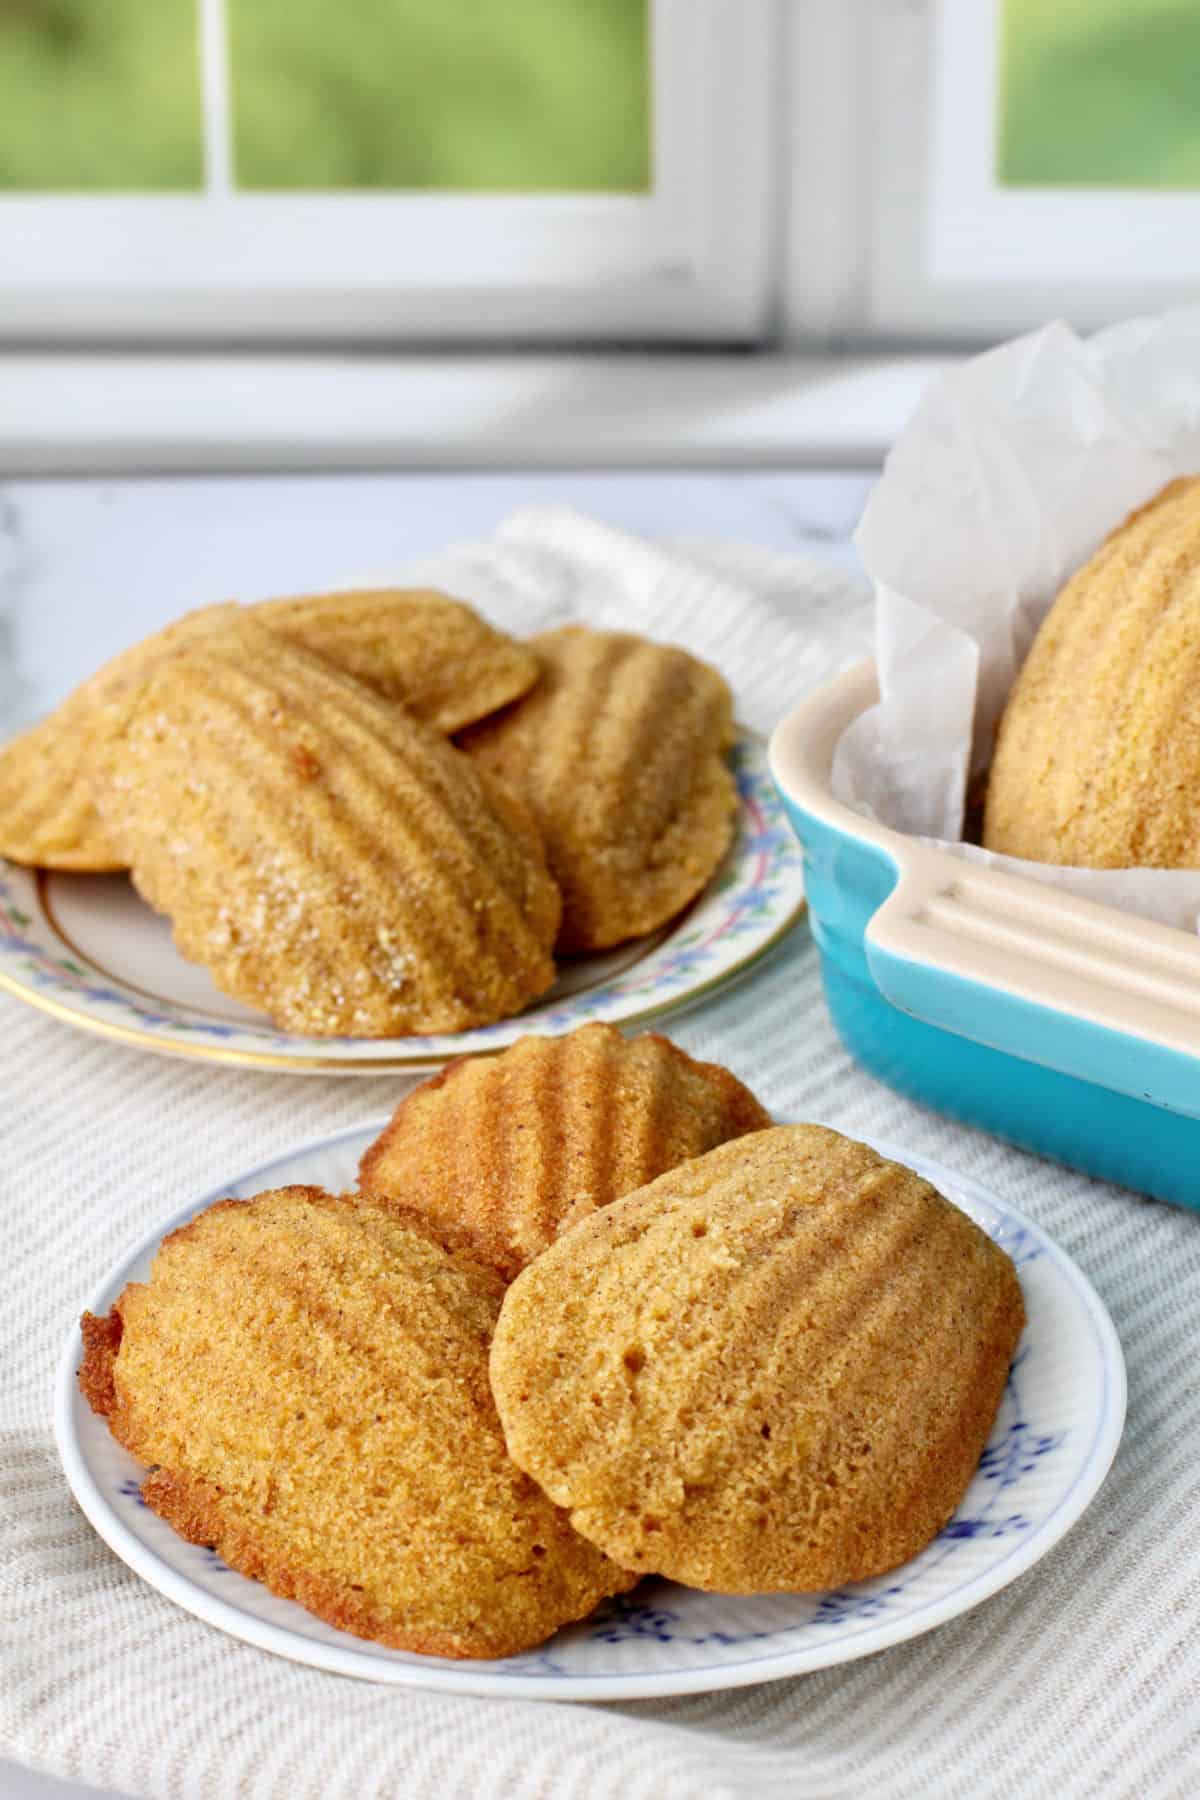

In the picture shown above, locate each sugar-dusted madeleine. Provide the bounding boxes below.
[0,604,239,872]
[0,697,127,872]
[459,625,737,952]
[0,588,536,872]
[490,1125,1025,1593]
[91,625,561,1036]
[985,474,1200,868]
[79,1187,632,1659]
[255,587,539,734]
[359,1022,773,1280]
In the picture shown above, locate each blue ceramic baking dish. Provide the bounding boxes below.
[769,660,1200,1212]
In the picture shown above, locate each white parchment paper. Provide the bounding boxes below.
[836,308,1200,932]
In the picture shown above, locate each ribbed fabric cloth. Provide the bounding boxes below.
[2,510,1197,1800]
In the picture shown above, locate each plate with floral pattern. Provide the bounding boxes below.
[56,1125,1125,1701]
[0,731,802,1074]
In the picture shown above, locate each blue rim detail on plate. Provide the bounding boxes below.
[1,732,805,1072]
[55,1122,1126,1701]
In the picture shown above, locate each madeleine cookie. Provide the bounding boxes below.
[490,1125,1025,1592]
[985,474,1200,867]
[92,626,561,1036]
[459,625,737,951]
[0,604,239,871]
[0,590,535,871]
[255,587,539,734]
[359,1022,772,1279]
[0,698,129,871]
[79,1187,632,1659]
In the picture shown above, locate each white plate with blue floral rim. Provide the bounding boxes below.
[56,1123,1125,1701]
[0,731,802,1075]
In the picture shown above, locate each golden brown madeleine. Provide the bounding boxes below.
[92,625,561,1036]
[79,1188,631,1659]
[359,1022,773,1280]
[0,695,128,871]
[0,604,238,871]
[985,474,1200,867]
[253,587,540,734]
[0,589,532,871]
[490,1125,1025,1593]
[459,625,737,952]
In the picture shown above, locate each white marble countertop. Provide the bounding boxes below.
[0,466,872,1800]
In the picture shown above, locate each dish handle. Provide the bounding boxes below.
[865,853,1200,1121]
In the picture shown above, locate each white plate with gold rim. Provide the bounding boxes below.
[56,1125,1125,1701]
[0,732,803,1074]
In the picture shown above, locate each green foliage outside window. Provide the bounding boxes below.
[228,0,650,191]
[0,0,649,193]
[0,0,203,190]
[1000,0,1200,188]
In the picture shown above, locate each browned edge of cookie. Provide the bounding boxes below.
[75,1185,574,1657]
[139,1463,538,1660]
[78,1309,123,1420]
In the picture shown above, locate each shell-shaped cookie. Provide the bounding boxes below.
[490,1124,1025,1593]
[985,474,1200,867]
[79,1188,631,1659]
[0,604,238,871]
[459,625,737,952]
[0,697,126,871]
[0,590,535,871]
[92,626,561,1036]
[254,587,539,734]
[359,1021,773,1279]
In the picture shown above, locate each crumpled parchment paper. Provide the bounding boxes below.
[835,307,1200,932]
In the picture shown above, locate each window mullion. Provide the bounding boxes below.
[198,0,234,197]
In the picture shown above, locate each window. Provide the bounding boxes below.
[224,0,651,194]
[0,0,204,192]
[997,0,1200,190]
[4,0,1196,358]
[855,0,1200,343]
[0,0,773,342]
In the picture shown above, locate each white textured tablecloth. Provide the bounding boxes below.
[3,509,1198,1799]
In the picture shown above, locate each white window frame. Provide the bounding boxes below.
[797,0,1200,348]
[8,0,1200,475]
[930,0,1200,288]
[0,0,776,344]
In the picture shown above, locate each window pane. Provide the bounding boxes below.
[0,0,203,190]
[999,0,1200,188]
[227,0,650,192]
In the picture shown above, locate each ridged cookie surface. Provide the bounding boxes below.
[0,604,238,871]
[490,1125,1025,1592]
[255,587,539,733]
[93,626,561,1036]
[985,475,1200,867]
[459,625,737,951]
[0,590,535,870]
[79,1187,630,1659]
[359,1022,773,1279]
[0,696,129,871]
